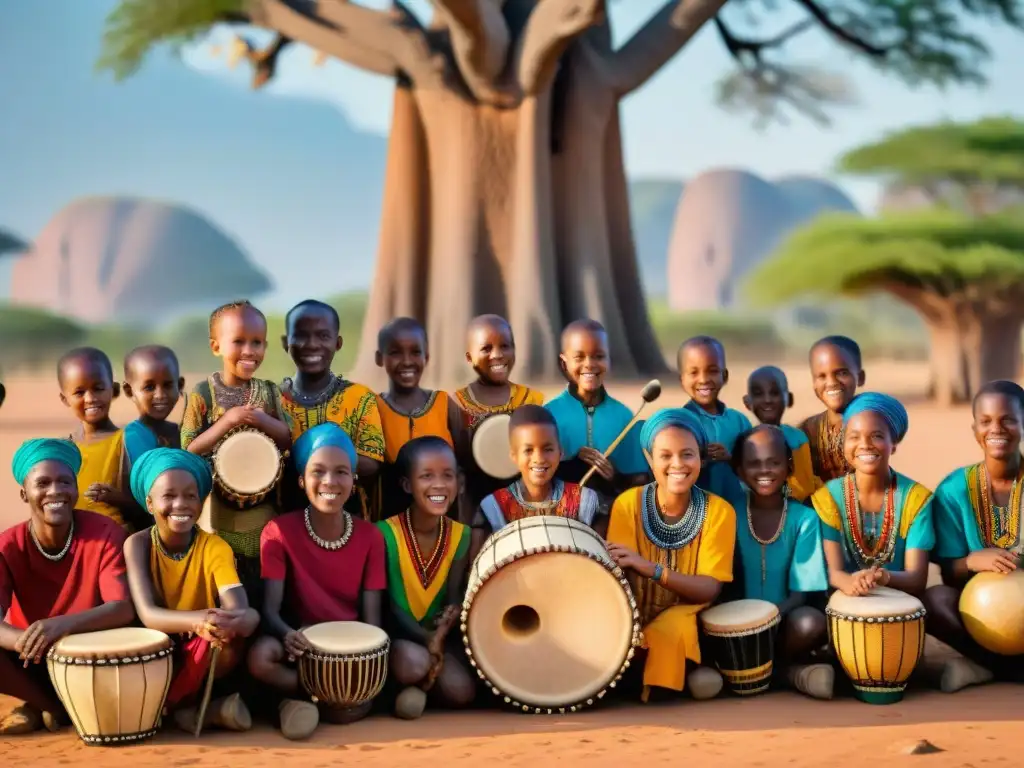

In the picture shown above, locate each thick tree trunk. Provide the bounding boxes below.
[925,319,970,407]
[351,61,669,388]
[962,311,1023,396]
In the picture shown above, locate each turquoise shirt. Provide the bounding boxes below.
[933,464,1023,559]
[729,493,828,606]
[123,420,160,464]
[780,424,809,452]
[813,472,935,572]
[545,388,647,475]
[683,400,752,501]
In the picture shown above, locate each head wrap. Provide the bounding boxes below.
[129,448,213,509]
[639,408,708,456]
[293,423,357,474]
[12,438,82,485]
[842,392,909,443]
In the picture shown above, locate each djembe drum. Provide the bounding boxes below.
[959,569,1024,655]
[471,413,518,480]
[47,627,174,745]
[298,622,390,707]
[462,515,641,714]
[212,426,284,509]
[699,599,781,696]
[826,586,926,704]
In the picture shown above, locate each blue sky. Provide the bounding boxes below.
[2,0,1021,309]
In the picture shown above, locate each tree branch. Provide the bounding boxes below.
[227,33,292,88]
[606,0,729,97]
[241,0,445,86]
[430,0,510,102]
[516,0,606,95]
[792,0,888,57]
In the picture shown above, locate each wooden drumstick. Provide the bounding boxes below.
[193,644,222,738]
[579,380,662,489]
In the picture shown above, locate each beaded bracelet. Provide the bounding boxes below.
[652,563,664,583]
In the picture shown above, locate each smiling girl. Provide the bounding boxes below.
[124,448,259,734]
[926,380,1024,690]
[248,423,386,740]
[809,393,935,599]
[377,437,474,719]
[605,408,736,703]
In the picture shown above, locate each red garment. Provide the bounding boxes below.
[0,511,129,629]
[166,634,215,706]
[492,482,583,524]
[260,511,386,627]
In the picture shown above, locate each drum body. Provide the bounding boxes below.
[959,570,1024,655]
[699,599,780,695]
[471,413,518,480]
[47,627,174,745]
[462,515,640,713]
[212,426,284,508]
[826,586,926,704]
[299,622,390,707]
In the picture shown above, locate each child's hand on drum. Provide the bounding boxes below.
[844,569,878,596]
[967,547,1019,574]
[208,607,249,641]
[605,542,648,574]
[283,630,310,661]
[16,616,72,666]
[578,447,615,481]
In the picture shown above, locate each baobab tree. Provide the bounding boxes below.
[100,0,1024,385]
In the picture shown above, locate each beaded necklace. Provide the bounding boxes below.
[304,506,353,551]
[401,510,450,589]
[745,490,788,583]
[509,478,564,512]
[287,376,344,428]
[152,525,195,562]
[974,462,1024,549]
[840,472,897,569]
[30,518,74,562]
[640,482,707,551]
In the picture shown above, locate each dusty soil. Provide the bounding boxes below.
[0,361,1019,766]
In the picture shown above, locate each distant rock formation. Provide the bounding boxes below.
[10,197,271,324]
[666,170,858,312]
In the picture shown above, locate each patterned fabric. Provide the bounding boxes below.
[479,480,599,531]
[801,412,850,483]
[377,391,453,464]
[280,378,384,462]
[606,486,736,693]
[180,374,287,451]
[933,464,1024,559]
[377,515,469,626]
[454,382,544,430]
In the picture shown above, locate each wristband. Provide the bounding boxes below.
[652,563,664,583]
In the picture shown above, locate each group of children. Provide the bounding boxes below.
[1,298,1022,741]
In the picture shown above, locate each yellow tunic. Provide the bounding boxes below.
[377,391,454,464]
[149,528,242,611]
[454,382,544,430]
[788,442,821,502]
[75,431,127,527]
[606,487,736,694]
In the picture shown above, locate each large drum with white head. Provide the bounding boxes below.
[826,586,926,704]
[212,426,284,508]
[462,515,640,713]
[47,627,174,745]
[471,413,519,480]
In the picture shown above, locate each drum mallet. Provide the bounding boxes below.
[194,644,222,738]
[578,379,662,489]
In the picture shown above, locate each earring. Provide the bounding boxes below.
[354,473,359,481]
[782,481,791,498]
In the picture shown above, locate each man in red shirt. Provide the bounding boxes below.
[248,424,386,740]
[0,439,135,735]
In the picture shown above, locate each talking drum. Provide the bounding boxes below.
[826,586,926,704]
[212,426,284,509]
[462,515,641,713]
[47,627,174,745]
[699,599,781,696]
[471,413,518,481]
[298,622,390,708]
[959,569,1024,656]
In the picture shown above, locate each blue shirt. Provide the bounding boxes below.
[545,388,647,475]
[683,400,752,501]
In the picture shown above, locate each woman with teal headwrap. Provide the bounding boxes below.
[123,448,258,734]
[809,392,934,600]
[248,423,386,740]
[605,408,737,703]
[1,439,134,736]
[923,380,1024,691]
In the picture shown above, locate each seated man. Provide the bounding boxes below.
[0,438,135,734]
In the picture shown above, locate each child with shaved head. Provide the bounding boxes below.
[122,345,185,453]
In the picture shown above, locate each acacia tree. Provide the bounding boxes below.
[746,210,1024,406]
[100,0,1024,385]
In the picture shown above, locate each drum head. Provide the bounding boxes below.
[701,599,779,634]
[215,429,281,494]
[302,622,389,654]
[827,585,924,617]
[52,628,172,659]
[472,414,518,480]
[466,549,634,708]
